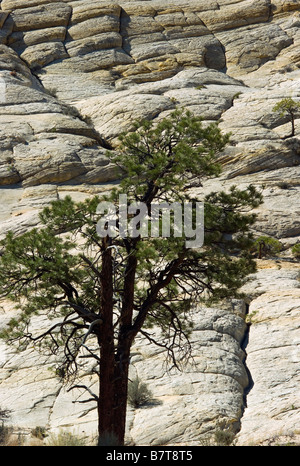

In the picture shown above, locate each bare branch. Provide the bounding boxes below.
[80,318,103,348]
[26,317,85,343]
[80,254,102,279]
[67,384,99,402]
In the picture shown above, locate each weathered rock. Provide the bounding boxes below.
[216,22,293,76]
[127,302,249,446]
[237,287,300,446]
[200,0,270,33]
[20,41,68,68]
[68,15,120,41]
[0,298,249,445]
[65,32,122,57]
[9,3,72,32]
[75,68,244,142]
[70,2,122,25]
[8,27,67,51]
[0,0,299,447]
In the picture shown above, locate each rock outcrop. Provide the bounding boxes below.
[0,0,299,446]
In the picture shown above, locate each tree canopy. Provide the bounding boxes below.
[0,109,263,445]
[273,97,300,138]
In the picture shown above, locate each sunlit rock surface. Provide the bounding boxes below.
[0,0,299,446]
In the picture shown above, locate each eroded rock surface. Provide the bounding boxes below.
[0,0,299,446]
[237,262,300,446]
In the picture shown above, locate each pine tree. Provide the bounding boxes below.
[0,109,263,445]
[273,97,300,138]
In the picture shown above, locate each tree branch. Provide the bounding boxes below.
[80,318,103,348]
[67,384,99,402]
[25,317,86,343]
[130,254,185,342]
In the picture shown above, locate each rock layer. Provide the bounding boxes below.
[0,0,299,446]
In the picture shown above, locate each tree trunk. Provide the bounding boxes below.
[113,342,131,445]
[291,114,295,137]
[97,336,132,445]
[98,244,117,443]
[97,335,116,442]
[97,244,135,446]
[111,253,138,445]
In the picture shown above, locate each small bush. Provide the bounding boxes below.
[31,426,47,440]
[0,424,13,445]
[44,87,58,98]
[128,376,153,408]
[46,429,87,446]
[0,406,10,423]
[214,429,236,446]
[291,243,300,259]
[252,236,282,258]
[277,181,290,189]
[232,92,242,100]
[0,406,12,445]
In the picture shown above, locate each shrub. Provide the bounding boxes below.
[277,181,290,189]
[214,429,236,446]
[0,406,10,422]
[252,236,282,258]
[272,97,300,138]
[291,243,300,259]
[0,424,13,445]
[0,407,12,446]
[128,376,153,408]
[31,426,47,440]
[46,429,87,446]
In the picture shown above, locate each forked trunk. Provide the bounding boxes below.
[98,243,119,443]
[97,243,133,446]
[97,335,116,442]
[97,343,131,446]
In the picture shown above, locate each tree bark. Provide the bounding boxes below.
[291,113,295,137]
[97,246,137,446]
[112,253,138,444]
[98,245,116,442]
[112,341,131,445]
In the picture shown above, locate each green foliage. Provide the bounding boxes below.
[0,109,261,352]
[0,226,83,343]
[0,406,10,423]
[291,243,300,259]
[31,426,47,440]
[0,424,13,446]
[46,429,87,446]
[128,376,153,408]
[273,98,300,137]
[272,97,300,117]
[111,108,230,202]
[214,429,236,446]
[0,111,262,348]
[0,407,11,446]
[252,236,282,258]
[0,108,264,443]
[232,92,242,100]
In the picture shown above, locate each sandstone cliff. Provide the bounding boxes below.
[0,0,299,446]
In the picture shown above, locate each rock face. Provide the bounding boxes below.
[0,0,299,446]
[239,286,300,445]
